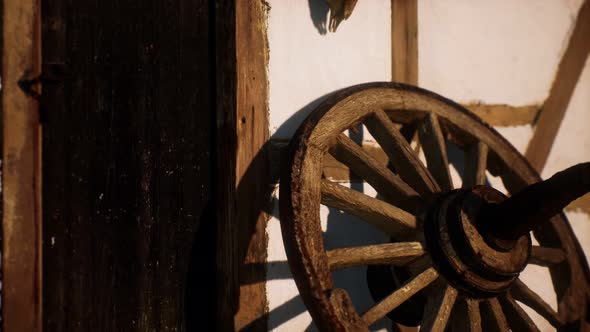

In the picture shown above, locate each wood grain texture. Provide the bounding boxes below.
[463,142,488,188]
[328,289,368,331]
[498,294,539,332]
[391,0,418,84]
[480,298,510,332]
[2,0,42,330]
[420,285,458,332]
[215,1,239,331]
[465,104,540,127]
[499,294,540,332]
[330,134,423,212]
[511,279,563,328]
[42,0,214,330]
[418,113,453,191]
[322,143,388,183]
[365,109,439,196]
[41,0,65,329]
[326,242,424,271]
[321,180,417,237]
[450,298,482,332]
[525,0,590,172]
[385,104,540,127]
[362,267,438,326]
[234,1,271,330]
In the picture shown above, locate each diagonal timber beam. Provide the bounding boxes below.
[525,0,590,173]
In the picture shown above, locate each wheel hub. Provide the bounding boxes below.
[424,186,531,298]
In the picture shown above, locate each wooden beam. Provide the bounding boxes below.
[42,0,215,329]
[234,1,271,330]
[391,0,418,84]
[2,0,43,330]
[525,0,590,172]
[465,104,540,127]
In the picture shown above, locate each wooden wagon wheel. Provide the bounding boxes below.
[279,82,590,331]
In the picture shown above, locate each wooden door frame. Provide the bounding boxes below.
[1,0,43,331]
[215,0,271,330]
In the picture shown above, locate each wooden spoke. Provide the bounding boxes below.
[327,289,367,330]
[330,134,423,212]
[463,141,488,188]
[406,255,434,277]
[362,267,439,326]
[418,113,454,191]
[449,298,482,332]
[321,180,417,238]
[511,279,563,327]
[400,121,419,144]
[420,284,458,332]
[529,245,567,267]
[326,242,425,271]
[499,294,541,332]
[364,109,440,196]
[480,298,510,332]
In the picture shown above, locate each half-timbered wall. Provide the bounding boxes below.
[265,1,590,331]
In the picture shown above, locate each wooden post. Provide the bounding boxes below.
[234,1,271,331]
[2,0,43,330]
[525,0,590,172]
[214,1,272,330]
[391,0,418,84]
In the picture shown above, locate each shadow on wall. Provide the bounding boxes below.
[308,0,330,35]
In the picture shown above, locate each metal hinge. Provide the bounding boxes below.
[18,63,66,100]
[18,63,66,123]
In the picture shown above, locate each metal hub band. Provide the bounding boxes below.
[424,186,531,298]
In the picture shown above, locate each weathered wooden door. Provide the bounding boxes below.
[42,0,215,330]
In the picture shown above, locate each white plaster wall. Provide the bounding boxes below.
[419,0,585,105]
[266,1,590,331]
[268,0,391,139]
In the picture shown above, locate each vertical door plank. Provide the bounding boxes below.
[42,0,214,330]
